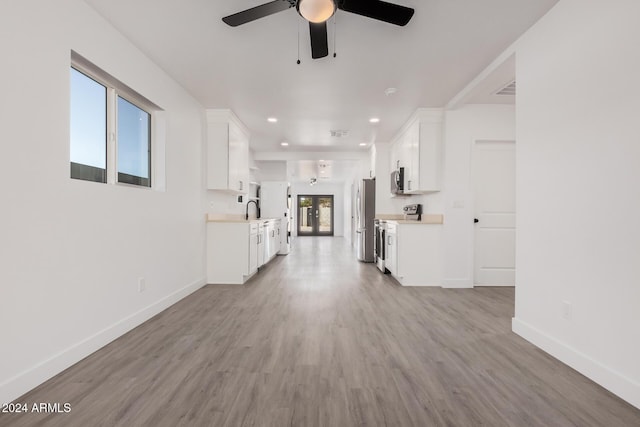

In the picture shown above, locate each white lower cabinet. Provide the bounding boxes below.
[257,222,265,269]
[274,219,282,255]
[386,223,398,275]
[386,221,442,286]
[249,223,259,274]
[267,220,281,259]
[207,219,280,285]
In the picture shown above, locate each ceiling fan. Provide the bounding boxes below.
[222,0,415,59]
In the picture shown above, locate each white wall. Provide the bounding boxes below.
[343,181,353,245]
[291,182,345,237]
[256,160,287,182]
[513,0,640,408]
[0,0,205,403]
[441,105,516,287]
[206,191,246,215]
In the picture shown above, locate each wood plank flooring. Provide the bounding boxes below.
[2,237,640,426]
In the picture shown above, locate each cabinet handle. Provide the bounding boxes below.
[239,181,243,191]
[408,180,412,190]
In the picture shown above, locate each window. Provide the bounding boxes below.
[117,96,151,187]
[70,52,159,188]
[70,68,107,183]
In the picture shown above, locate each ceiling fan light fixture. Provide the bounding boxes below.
[297,0,336,23]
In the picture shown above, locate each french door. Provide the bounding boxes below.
[297,195,334,236]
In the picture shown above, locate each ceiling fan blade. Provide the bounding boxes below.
[309,22,329,59]
[222,0,293,27]
[338,0,414,26]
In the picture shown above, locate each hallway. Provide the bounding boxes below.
[3,238,639,426]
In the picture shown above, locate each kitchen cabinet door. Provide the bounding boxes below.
[386,223,398,275]
[206,110,250,193]
[248,228,258,275]
[405,123,420,193]
[389,109,443,195]
[257,223,265,267]
[274,220,282,255]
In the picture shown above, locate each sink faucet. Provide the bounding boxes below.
[246,200,260,220]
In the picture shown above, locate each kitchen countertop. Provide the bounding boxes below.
[376,214,444,224]
[206,214,280,223]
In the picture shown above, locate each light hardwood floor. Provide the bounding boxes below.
[3,237,640,426]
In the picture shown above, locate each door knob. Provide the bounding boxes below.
[474,218,479,224]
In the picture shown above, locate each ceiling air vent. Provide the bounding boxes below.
[330,130,349,138]
[496,81,516,96]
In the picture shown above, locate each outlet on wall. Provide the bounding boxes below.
[138,277,146,293]
[562,301,572,320]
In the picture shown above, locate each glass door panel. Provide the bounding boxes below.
[297,195,333,236]
[298,196,314,234]
[317,196,333,235]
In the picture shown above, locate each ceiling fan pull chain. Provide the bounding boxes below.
[297,19,301,64]
[333,13,337,58]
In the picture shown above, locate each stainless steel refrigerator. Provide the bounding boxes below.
[356,178,376,262]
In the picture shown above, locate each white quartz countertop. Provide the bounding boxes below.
[206,214,280,223]
[376,214,444,224]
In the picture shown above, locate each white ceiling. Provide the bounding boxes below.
[287,159,358,183]
[85,0,558,152]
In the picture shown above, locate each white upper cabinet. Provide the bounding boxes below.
[390,108,443,194]
[206,109,250,193]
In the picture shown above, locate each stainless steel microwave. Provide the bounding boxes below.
[390,167,404,194]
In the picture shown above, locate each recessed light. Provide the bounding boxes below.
[369,118,380,123]
[384,87,397,96]
[359,143,367,146]
[267,117,278,123]
[280,142,289,146]
[320,170,325,174]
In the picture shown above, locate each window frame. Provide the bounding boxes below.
[70,51,160,189]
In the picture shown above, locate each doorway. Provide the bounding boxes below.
[472,140,516,286]
[297,195,334,236]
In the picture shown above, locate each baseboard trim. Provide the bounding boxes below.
[512,317,640,410]
[0,277,206,405]
[441,278,473,288]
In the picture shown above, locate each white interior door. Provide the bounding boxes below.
[473,140,516,286]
